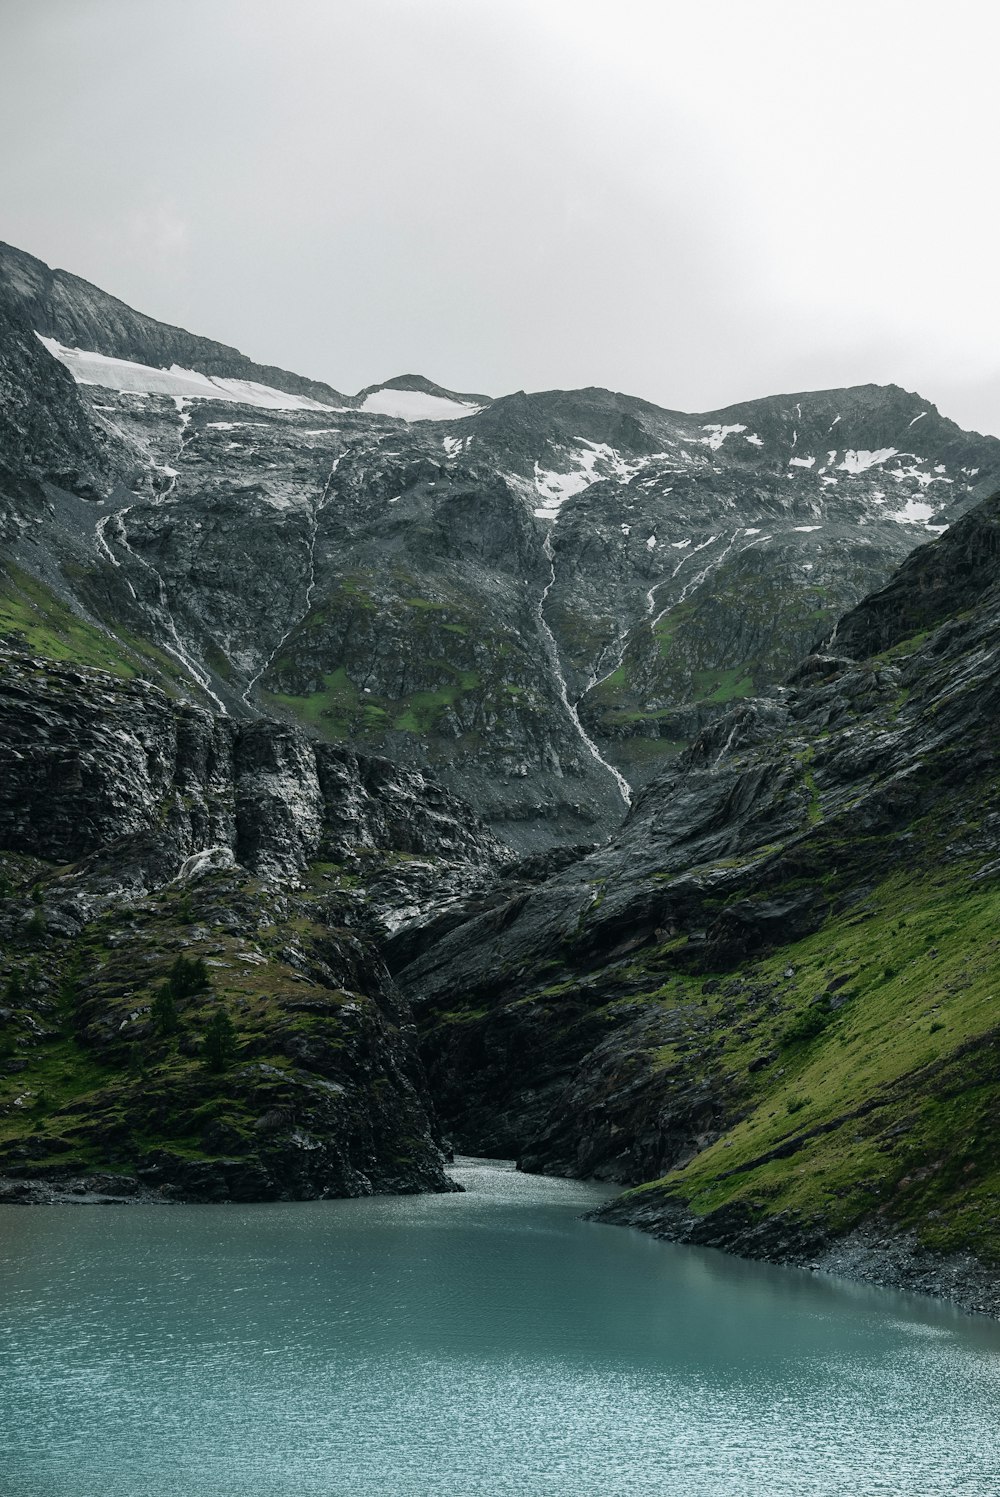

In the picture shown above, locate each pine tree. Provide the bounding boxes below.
[151,982,179,1036]
[203,1007,237,1073]
[168,954,210,999]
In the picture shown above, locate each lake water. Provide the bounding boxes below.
[1,1159,998,1496]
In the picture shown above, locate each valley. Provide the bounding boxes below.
[1,239,998,1320]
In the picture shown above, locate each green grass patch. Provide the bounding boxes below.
[0,564,188,688]
[627,863,1000,1260]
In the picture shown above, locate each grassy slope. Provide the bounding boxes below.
[0,562,189,690]
[617,855,1000,1264]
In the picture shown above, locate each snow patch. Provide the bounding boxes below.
[37,335,337,411]
[40,339,331,411]
[531,440,642,520]
[794,525,822,532]
[745,432,764,447]
[700,423,747,450]
[789,455,816,469]
[890,460,953,489]
[837,448,898,475]
[359,389,483,422]
[891,498,936,525]
[909,411,928,428]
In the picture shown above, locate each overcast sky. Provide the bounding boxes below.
[2,0,998,432]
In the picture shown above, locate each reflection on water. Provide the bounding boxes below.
[1,1158,998,1496]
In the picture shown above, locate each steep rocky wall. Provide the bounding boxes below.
[0,647,509,1202]
[0,281,136,507]
[0,644,509,897]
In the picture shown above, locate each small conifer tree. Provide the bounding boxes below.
[151,982,179,1036]
[168,954,210,999]
[203,1007,237,1073]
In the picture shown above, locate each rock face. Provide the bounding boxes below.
[3,240,1000,847]
[0,280,138,508]
[0,645,508,1201]
[397,492,1000,1301]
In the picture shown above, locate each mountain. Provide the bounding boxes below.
[3,241,1000,849]
[1,240,999,1315]
[397,492,1000,1314]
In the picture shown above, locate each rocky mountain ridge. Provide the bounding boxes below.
[4,240,1000,848]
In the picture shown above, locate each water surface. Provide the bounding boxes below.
[1,1159,998,1496]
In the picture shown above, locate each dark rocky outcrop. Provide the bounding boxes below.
[0,279,137,507]
[0,646,507,1200]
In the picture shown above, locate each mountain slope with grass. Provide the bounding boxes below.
[398,491,1000,1313]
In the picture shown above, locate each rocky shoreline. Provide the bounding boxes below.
[593,1192,1000,1321]
[0,1167,463,1206]
[0,1173,169,1206]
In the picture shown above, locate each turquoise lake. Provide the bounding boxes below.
[1,1159,998,1496]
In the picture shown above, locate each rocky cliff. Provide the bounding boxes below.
[0,643,508,1201]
